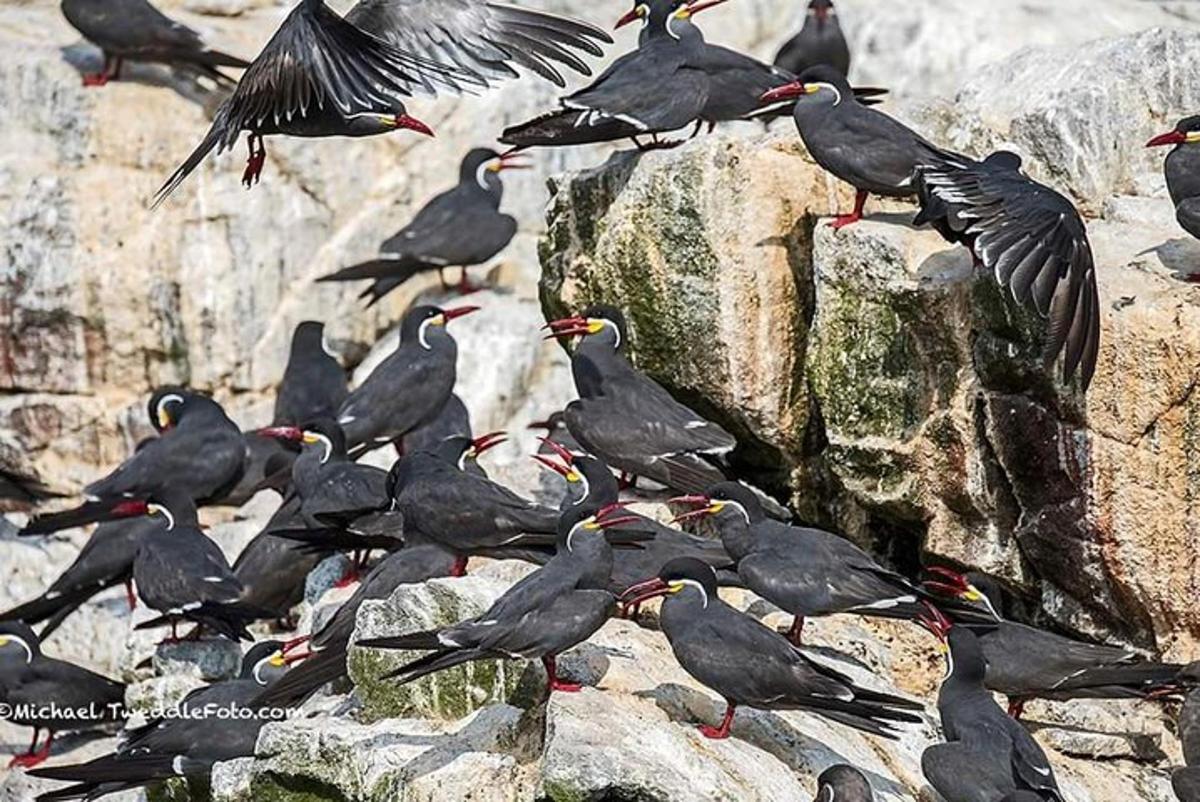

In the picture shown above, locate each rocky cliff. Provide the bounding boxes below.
[2,0,1200,800]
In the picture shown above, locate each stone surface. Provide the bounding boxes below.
[4,1,1200,801]
[346,575,538,723]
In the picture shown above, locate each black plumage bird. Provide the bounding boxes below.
[250,539,458,708]
[546,305,735,493]
[761,65,949,229]
[501,0,731,151]
[21,388,246,536]
[534,438,734,594]
[814,764,874,802]
[337,304,477,457]
[358,504,636,693]
[620,558,923,739]
[913,150,1101,389]
[318,149,525,304]
[923,569,1183,719]
[151,0,609,203]
[0,622,126,769]
[1,518,154,637]
[671,483,944,644]
[919,611,1063,802]
[387,438,561,575]
[773,0,850,78]
[61,0,249,87]
[29,640,296,800]
[274,321,348,426]
[401,393,472,457]
[1147,116,1200,241]
[103,488,265,641]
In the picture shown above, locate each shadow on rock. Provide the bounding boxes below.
[60,43,230,111]
[639,682,909,798]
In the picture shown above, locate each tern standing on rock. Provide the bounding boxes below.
[61,0,249,87]
[762,65,950,229]
[29,641,299,799]
[358,504,639,693]
[1148,116,1200,242]
[546,305,736,493]
[0,622,126,769]
[318,149,525,304]
[919,609,1064,802]
[337,304,477,457]
[620,558,923,739]
[672,482,937,645]
[20,388,246,536]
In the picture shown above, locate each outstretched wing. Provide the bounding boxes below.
[346,0,611,88]
[917,154,1100,389]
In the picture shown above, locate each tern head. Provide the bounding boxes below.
[1147,116,1200,148]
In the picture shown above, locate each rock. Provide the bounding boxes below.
[346,575,540,722]
[228,705,540,802]
[908,27,1200,210]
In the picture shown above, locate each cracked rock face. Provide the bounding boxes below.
[538,34,1200,657]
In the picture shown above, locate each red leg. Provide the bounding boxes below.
[455,267,481,295]
[829,190,868,230]
[242,134,266,188]
[1007,698,1026,720]
[617,472,638,491]
[543,654,581,693]
[698,702,736,739]
[1186,273,1200,284]
[125,579,137,611]
[786,616,805,646]
[450,556,468,578]
[9,729,53,769]
[82,54,116,87]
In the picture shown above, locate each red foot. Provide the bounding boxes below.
[125,579,137,611]
[81,73,110,87]
[8,750,49,769]
[549,679,583,693]
[617,472,638,491]
[828,212,862,230]
[455,268,482,296]
[242,134,266,188]
[333,569,360,589]
[1186,273,1200,284]
[8,731,53,769]
[697,703,736,739]
[828,189,868,231]
[450,556,468,578]
[1008,699,1026,720]
[697,723,731,739]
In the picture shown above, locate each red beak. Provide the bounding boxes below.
[619,576,672,609]
[257,425,304,442]
[111,499,150,518]
[539,437,576,464]
[543,315,591,339]
[921,566,970,598]
[471,431,507,454]
[281,634,311,653]
[760,81,806,104]
[442,305,480,322]
[395,114,434,137]
[916,601,953,641]
[615,6,642,28]
[497,152,531,171]
[532,454,572,477]
[686,0,728,15]
[669,494,713,524]
[1146,130,1187,148]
